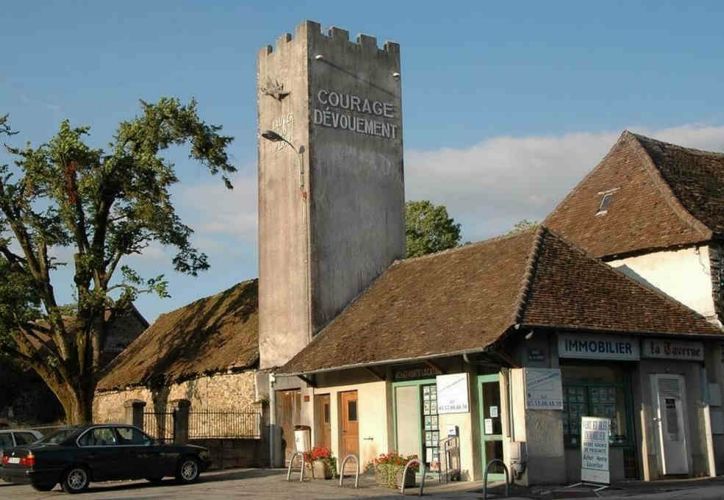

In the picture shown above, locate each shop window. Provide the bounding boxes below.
[421,384,440,469]
[562,365,632,448]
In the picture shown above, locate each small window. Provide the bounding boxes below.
[14,432,37,445]
[0,433,13,449]
[116,427,152,446]
[347,401,358,421]
[323,403,330,424]
[78,427,117,447]
[597,193,614,215]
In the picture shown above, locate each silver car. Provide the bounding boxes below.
[0,429,43,458]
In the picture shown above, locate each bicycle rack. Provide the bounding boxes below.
[286,452,306,482]
[399,458,426,496]
[483,459,510,500]
[338,454,360,488]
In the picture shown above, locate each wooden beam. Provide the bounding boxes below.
[365,366,386,380]
[298,374,317,387]
[491,349,520,368]
[424,359,445,374]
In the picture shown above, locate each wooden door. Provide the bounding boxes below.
[314,394,332,449]
[275,389,301,463]
[339,391,359,460]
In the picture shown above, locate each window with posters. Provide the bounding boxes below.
[561,364,634,450]
[392,378,441,472]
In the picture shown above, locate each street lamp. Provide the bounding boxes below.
[260,129,305,190]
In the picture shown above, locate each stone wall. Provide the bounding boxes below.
[191,438,269,469]
[94,370,258,422]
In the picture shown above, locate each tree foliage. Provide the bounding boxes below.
[507,219,539,235]
[405,200,462,258]
[0,100,236,423]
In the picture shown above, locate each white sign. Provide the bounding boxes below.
[525,368,563,410]
[641,339,704,361]
[558,333,640,361]
[581,416,610,485]
[436,373,469,414]
[484,418,494,435]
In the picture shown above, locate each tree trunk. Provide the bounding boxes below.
[42,377,96,425]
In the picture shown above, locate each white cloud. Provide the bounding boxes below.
[174,124,724,252]
[177,170,258,244]
[405,124,724,241]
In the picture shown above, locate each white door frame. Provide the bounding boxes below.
[650,374,690,476]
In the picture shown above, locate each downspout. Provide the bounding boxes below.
[269,372,276,468]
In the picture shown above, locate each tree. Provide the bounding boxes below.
[0,99,236,423]
[405,200,461,258]
[507,219,539,235]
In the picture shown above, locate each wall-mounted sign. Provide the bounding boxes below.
[525,368,563,410]
[436,373,469,414]
[558,333,640,361]
[641,339,704,361]
[313,89,399,140]
[393,365,442,381]
[581,416,610,485]
[527,348,545,362]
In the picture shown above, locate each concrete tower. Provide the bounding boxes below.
[258,21,405,368]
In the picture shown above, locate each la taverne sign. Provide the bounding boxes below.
[641,339,704,361]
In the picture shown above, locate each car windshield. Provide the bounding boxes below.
[37,428,78,445]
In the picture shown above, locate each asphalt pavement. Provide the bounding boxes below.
[5,469,724,499]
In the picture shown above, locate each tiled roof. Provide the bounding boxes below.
[545,131,724,258]
[98,280,258,390]
[281,228,721,374]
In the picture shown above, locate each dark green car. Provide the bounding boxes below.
[1,424,210,493]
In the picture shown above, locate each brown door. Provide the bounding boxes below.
[339,391,359,461]
[314,394,332,449]
[275,389,301,463]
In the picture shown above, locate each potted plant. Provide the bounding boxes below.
[304,446,337,480]
[368,452,419,488]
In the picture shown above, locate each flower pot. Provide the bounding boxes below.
[312,461,334,480]
[396,466,416,488]
[374,464,416,489]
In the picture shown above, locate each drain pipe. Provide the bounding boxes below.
[269,372,276,468]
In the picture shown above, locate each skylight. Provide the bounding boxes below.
[596,192,614,215]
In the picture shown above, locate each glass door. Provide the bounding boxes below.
[477,374,505,480]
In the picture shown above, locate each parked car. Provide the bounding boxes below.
[0,429,43,458]
[1,423,210,493]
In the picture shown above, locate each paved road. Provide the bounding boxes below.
[1,469,416,499]
[5,469,724,499]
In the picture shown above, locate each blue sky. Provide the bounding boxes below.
[3,0,724,321]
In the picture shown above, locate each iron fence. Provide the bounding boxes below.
[188,410,261,439]
[143,411,175,443]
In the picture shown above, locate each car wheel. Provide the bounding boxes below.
[31,483,56,492]
[175,456,200,484]
[62,466,90,494]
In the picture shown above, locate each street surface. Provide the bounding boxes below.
[4,469,724,499]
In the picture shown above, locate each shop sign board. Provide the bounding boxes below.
[641,339,704,361]
[558,333,639,361]
[525,368,563,410]
[581,416,610,485]
[436,373,469,414]
[393,365,442,381]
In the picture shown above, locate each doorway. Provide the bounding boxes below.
[478,374,505,480]
[314,394,332,449]
[275,389,301,463]
[650,374,690,475]
[339,391,359,461]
